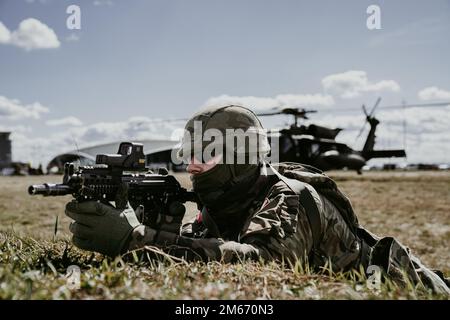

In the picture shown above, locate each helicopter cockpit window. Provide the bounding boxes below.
[281,136,293,153]
[310,143,320,156]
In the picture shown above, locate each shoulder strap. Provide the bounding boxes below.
[268,164,322,254]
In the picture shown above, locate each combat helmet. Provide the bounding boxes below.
[177,105,271,165]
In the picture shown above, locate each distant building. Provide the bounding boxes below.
[0,132,12,169]
[47,139,180,173]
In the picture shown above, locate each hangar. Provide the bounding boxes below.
[46,139,184,173]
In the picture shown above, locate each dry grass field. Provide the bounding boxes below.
[0,171,449,299]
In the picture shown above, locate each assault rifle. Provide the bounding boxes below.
[28,142,199,228]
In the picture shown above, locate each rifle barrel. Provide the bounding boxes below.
[28,183,73,196]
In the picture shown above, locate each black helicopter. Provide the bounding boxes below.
[259,97,406,173]
[145,98,449,173]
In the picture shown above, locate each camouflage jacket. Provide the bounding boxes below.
[128,163,362,270]
[127,162,450,294]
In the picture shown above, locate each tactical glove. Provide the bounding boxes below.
[65,200,142,257]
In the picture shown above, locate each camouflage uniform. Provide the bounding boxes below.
[128,163,366,268]
[128,162,450,294]
[64,104,448,294]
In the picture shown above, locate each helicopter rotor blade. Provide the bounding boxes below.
[322,101,450,112]
[355,123,367,140]
[378,101,450,109]
[256,111,283,116]
[362,104,368,117]
[355,97,383,142]
[356,114,368,140]
[256,107,317,118]
[368,97,382,117]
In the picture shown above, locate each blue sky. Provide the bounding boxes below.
[0,0,449,166]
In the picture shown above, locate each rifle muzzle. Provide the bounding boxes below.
[28,183,73,196]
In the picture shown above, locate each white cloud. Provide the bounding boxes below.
[418,87,450,101]
[75,117,181,144]
[0,18,60,50]
[0,22,11,43]
[322,70,400,98]
[4,116,184,166]
[8,132,57,167]
[0,124,32,134]
[46,116,83,127]
[0,95,49,119]
[204,93,335,111]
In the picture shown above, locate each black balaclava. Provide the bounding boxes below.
[191,162,270,239]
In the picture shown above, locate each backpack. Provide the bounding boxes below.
[272,162,450,295]
[271,162,365,239]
